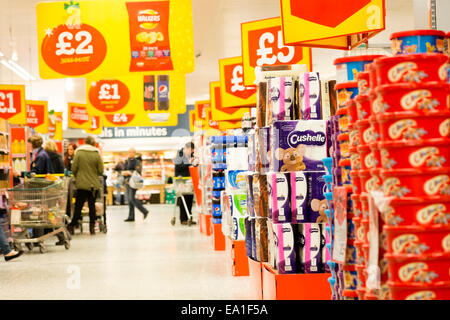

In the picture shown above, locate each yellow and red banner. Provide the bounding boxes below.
[84,115,103,135]
[195,100,209,120]
[279,0,386,49]
[68,103,90,129]
[0,85,26,124]
[210,82,250,121]
[219,56,256,108]
[241,17,312,86]
[49,111,63,141]
[26,100,48,134]
[36,0,195,79]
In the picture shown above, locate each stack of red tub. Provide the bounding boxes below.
[371,30,450,300]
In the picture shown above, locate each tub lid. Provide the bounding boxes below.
[390,29,446,40]
[334,55,384,65]
[373,53,449,66]
[335,81,358,90]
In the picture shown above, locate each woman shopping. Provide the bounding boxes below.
[64,143,77,172]
[123,148,149,222]
[0,226,23,261]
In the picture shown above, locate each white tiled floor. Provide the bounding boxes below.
[0,205,252,300]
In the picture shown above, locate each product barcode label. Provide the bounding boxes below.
[11,209,21,225]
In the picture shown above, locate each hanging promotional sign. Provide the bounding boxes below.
[210,82,250,121]
[0,85,26,124]
[190,110,204,132]
[68,103,90,129]
[279,0,386,49]
[241,17,312,86]
[36,0,195,79]
[195,100,209,120]
[218,119,241,131]
[87,71,185,127]
[49,111,63,141]
[219,56,257,108]
[26,100,48,134]
[204,108,221,136]
[84,115,102,135]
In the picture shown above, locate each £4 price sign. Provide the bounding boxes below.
[241,17,312,86]
[219,56,256,108]
[0,85,26,124]
[104,113,135,126]
[88,79,130,113]
[40,24,107,77]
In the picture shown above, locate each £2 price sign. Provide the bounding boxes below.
[88,79,130,113]
[219,56,256,108]
[0,85,26,124]
[241,17,311,86]
[26,100,48,134]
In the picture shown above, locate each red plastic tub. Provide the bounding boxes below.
[381,196,450,227]
[346,99,357,126]
[388,281,450,300]
[335,82,359,109]
[375,83,450,114]
[342,264,358,291]
[385,252,450,284]
[337,107,350,133]
[369,142,381,169]
[384,225,450,255]
[390,30,446,55]
[349,128,360,147]
[373,53,449,85]
[337,133,350,159]
[357,144,372,170]
[359,168,382,194]
[356,264,366,288]
[355,94,371,121]
[356,119,376,145]
[357,72,370,96]
[350,147,361,171]
[380,167,450,198]
[379,139,450,170]
[356,287,366,300]
[351,193,362,216]
[356,219,366,244]
[366,63,378,90]
[377,111,450,142]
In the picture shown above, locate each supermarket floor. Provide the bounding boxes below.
[0,205,252,300]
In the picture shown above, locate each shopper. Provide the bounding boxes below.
[28,135,53,174]
[113,160,126,205]
[44,139,65,174]
[123,148,149,222]
[174,142,196,225]
[64,143,77,172]
[67,136,104,235]
[0,227,23,261]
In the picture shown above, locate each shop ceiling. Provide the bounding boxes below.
[0,0,425,107]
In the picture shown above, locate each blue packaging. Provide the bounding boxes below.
[212,218,222,224]
[391,31,446,55]
[212,199,221,218]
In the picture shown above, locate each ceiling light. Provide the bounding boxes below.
[11,50,18,62]
[1,60,30,81]
[8,60,36,81]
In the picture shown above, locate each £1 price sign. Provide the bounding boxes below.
[241,17,312,86]
[104,113,135,126]
[26,100,48,134]
[88,79,130,113]
[219,56,256,108]
[0,85,26,124]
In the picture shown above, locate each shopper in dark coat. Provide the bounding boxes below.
[174,142,196,225]
[44,140,65,174]
[123,148,149,222]
[28,135,53,174]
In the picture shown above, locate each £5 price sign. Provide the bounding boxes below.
[26,100,48,134]
[219,56,257,108]
[0,85,26,124]
[88,79,130,113]
[241,17,312,86]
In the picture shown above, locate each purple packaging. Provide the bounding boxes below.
[320,224,331,273]
[275,223,296,274]
[267,77,294,125]
[270,120,327,172]
[297,223,323,274]
[256,127,270,173]
[307,171,328,223]
[251,218,257,260]
[267,172,291,223]
[246,174,254,217]
[255,217,268,262]
[290,172,308,223]
[245,217,253,258]
[252,173,268,218]
[299,72,321,120]
[326,120,333,157]
[247,132,256,172]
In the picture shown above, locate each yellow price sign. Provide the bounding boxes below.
[210,81,250,121]
[0,85,27,125]
[26,100,49,134]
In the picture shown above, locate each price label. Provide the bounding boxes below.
[11,209,21,225]
[0,85,26,124]
[195,101,209,120]
[241,17,311,86]
[41,24,107,76]
[88,80,130,113]
[26,101,48,133]
[104,113,135,125]
[69,104,89,127]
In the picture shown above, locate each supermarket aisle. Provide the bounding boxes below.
[0,205,252,300]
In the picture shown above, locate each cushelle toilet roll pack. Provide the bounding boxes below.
[244,65,336,275]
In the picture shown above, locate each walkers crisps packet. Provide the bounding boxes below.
[126,1,173,72]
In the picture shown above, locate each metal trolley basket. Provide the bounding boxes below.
[8,176,71,253]
[171,176,196,226]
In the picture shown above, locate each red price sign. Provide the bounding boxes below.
[104,113,135,125]
[0,85,26,124]
[223,61,256,100]
[89,79,130,113]
[195,101,209,120]
[26,101,47,131]
[41,24,107,76]
[241,17,311,86]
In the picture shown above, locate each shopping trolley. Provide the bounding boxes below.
[7,174,71,253]
[171,176,196,226]
[69,176,107,234]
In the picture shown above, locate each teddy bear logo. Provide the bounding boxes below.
[275,144,307,172]
[311,198,328,223]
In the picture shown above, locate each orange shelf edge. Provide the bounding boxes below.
[231,240,249,277]
[212,223,226,251]
[248,257,263,300]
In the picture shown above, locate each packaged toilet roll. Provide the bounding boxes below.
[267,172,291,223]
[307,172,328,223]
[255,127,270,173]
[221,192,232,237]
[267,77,295,125]
[270,120,327,172]
[252,173,268,218]
[247,132,256,172]
[251,218,257,260]
[267,221,278,269]
[245,217,253,258]
[297,223,323,274]
[321,223,331,273]
[274,223,297,274]
[257,81,267,128]
[290,172,308,224]
[246,174,254,217]
[299,72,321,120]
[225,170,247,193]
[255,217,268,262]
